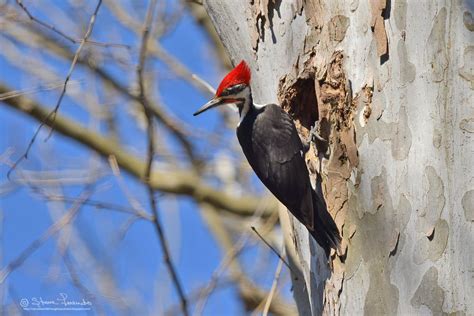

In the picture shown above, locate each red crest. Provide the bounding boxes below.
[215,60,251,97]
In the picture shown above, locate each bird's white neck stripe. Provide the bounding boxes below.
[253,103,266,109]
[238,102,266,125]
[236,87,266,126]
[238,100,251,126]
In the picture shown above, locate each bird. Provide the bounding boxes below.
[193,60,341,256]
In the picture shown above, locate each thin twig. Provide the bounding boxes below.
[104,0,209,93]
[40,195,153,220]
[115,215,143,242]
[0,189,92,283]
[137,1,188,315]
[8,0,103,179]
[108,155,150,219]
[153,44,215,95]
[188,0,203,5]
[165,279,233,316]
[26,22,198,160]
[250,226,296,276]
[0,83,278,218]
[63,252,105,316]
[0,81,80,101]
[262,255,284,316]
[191,74,216,94]
[11,2,201,165]
[193,200,273,316]
[193,230,251,316]
[16,0,129,49]
[16,0,77,43]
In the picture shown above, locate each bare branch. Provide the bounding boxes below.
[104,0,215,95]
[8,0,103,178]
[251,226,295,274]
[185,0,232,69]
[0,2,299,314]
[191,74,216,95]
[0,188,92,283]
[137,1,188,315]
[193,229,250,316]
[152,44,216,95]
[15,0,129,49]
[262,255,284,316]
[0,83,278,218]
[3,19,200,165]
[0,81,79,101]
[16,0,78,44]
[39,194,153,220]
[63,252,105,316]
[165,279,233,316]
[196,205,296,316]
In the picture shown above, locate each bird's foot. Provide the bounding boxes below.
[310,121,326,143]
[310,121,330,160]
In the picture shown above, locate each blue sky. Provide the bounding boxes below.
[0,1,289,315]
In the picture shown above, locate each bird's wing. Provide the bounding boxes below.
[242,104,314,229]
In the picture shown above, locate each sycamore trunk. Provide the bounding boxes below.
[204,0,473,314]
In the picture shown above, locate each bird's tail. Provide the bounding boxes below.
[309,188,342,257]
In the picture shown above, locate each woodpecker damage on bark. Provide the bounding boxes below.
[278,53,358,240]
[276,50,364,312]
[248,0,283,52]
[205,0,474,314]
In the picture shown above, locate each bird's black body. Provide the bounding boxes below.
[237,103,341,255]
[193,60,341,256]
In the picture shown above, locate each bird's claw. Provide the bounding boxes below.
[310,121,327,143]
[310,120,330,160]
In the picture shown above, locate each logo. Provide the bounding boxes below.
[19,298,29,308]
[20,293,92,312]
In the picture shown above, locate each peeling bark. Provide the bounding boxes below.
[204,0,473,314]
[369,0,388,59]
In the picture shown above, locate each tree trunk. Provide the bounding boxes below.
[204,0,473,314]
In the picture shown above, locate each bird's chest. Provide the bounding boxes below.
[236,115,259,159]
[236,112,277,179]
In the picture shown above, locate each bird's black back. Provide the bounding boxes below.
[237,104,341,255]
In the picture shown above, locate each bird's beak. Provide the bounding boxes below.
[193,97,225,116]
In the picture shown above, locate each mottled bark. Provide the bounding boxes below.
[205,0,473,314]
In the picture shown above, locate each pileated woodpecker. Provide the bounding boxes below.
[194,61,341,256]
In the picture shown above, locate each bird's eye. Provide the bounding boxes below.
[220,89,231,96]
[222,84,245,96]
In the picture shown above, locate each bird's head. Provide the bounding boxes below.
[193,60,251,116]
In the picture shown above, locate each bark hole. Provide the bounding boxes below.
[275,50,363,314]
[278,53,359,250]
[279,75,319,131]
